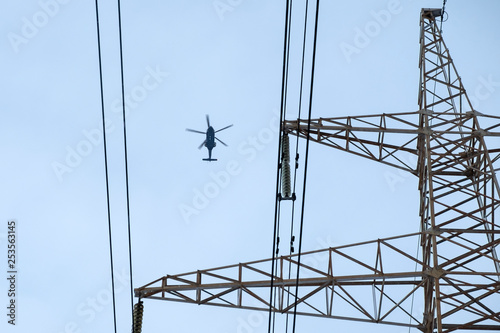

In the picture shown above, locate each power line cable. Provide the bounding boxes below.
[284,1,310,331]
[291,0,320,332]
[440,0,448,32]
[268,0,293,332]
[407,232,422,333]
[116,0,136,318]
[94,1,118,332]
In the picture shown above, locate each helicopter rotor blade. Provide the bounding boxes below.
[215,137,228,147]
[215,124,233,133]
[198,140,207,149]
[186,128,206,134]
[206,114,210,127]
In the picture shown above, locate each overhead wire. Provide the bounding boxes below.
[268,0,293,332]
[94,0,118,332]
[430,2,448,123]
[116,0,136,318]
[272,0,319,331]
[407,232,422,333]
[291,0,320,332]
[439,0,448,32]
[284,0,310,332]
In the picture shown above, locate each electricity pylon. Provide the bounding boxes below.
[135,9,500,332]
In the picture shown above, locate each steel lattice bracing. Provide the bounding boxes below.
[136,234,428,328]
[135,233,499,331]
[136,9,500,332]
[416,8,500,332]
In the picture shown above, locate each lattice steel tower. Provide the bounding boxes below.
[136,9,500,332]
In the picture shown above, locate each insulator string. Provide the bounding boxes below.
[132,300,144,333]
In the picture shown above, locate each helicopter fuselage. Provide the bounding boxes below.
[205,126,216,150]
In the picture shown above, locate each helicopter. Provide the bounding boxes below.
[186,115,233,161]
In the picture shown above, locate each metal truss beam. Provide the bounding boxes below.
[283,111,500,175]
[136,232,500,331]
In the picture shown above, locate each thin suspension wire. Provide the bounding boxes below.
[94,1,117,332]
[288,0,309,256]
[280,0,294,257]
[439,0,447,32]
[272,200,281,333]
[407,233,422,333]
[116,0,135,316]
[284,0,310,331]
[430,4,449,126]
[290,0,310,213]
[268,0,292,332]
[291,0,320,332]
[279,5,294,332]
[429,11,443,121]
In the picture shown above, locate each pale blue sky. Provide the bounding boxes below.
[1,1,500,332]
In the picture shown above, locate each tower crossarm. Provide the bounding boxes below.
[283,112,420,174]
[136,233,427,329]
[135,232,500,331]
[283,111,500,176]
